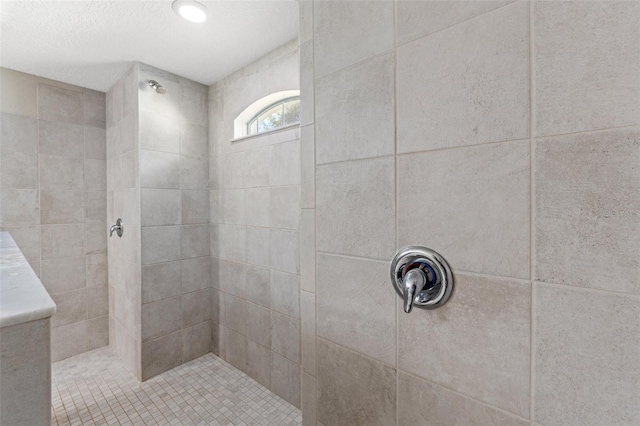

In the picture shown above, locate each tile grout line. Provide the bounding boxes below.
[529,0,537,422]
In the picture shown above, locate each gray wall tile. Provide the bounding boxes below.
[398,273,531,418]
[317,254,396,365]
[397,1,529,153]
[317,157,395,260]
[535,129,640,295]
[317,338,396,426]
[534,284,640,426]
[398,141,530,279]
[314,0,394,78]
[534,1,640,136]
[315,53,394,164]
[398,372,530,426]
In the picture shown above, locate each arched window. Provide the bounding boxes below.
[247,97,300,136]
[233,90,300,139]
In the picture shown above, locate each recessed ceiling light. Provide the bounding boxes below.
[172,0,207,23]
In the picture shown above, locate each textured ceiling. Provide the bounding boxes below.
[0,0,299,92]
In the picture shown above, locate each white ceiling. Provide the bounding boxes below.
[0,0,299,92]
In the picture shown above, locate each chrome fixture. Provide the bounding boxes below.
[148,80,166,94]
[390,246,453,313]
[109,218,123,238]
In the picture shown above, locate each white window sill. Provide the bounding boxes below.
[231,122,300,143]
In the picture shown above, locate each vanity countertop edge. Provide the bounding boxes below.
[0,232,56,328]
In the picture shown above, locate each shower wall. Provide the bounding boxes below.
[106,64,142,379]
[299,1,640,425]
[209,40,302,407]
[138,64,211,381]
[106,63,210,381]
[0,68,109,362]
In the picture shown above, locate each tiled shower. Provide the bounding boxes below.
[0,1,638,425]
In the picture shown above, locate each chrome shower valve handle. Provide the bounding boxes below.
[109,218,123,238]
[390,246,453,313]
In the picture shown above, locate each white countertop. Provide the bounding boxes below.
[0,232,56,328]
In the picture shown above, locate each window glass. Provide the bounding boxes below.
[246,97,300,136]
[283,99,300,125]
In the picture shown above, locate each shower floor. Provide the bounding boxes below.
[51,347,301,426]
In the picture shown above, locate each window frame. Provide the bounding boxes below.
[246,96,300,136]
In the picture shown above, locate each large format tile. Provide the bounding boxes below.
[245,188,269,227]
[246,303,271,348]
[182,288,211,327]
[83,89,106,129]
[0,113,37,153]
[269,186,299,230]
[271,352,301,408]
[300,209,315,293]
[396,0,514,46]
[247,227,269,269]
[270,228,299,274]
[51,289,87,327]
[41,224,84,259]
[141,226,181,265]
[52,321,87,362]
[139,112,180,153]
[247,340,271,388]
[315,52,394,164]
[214,258,247,298]
[37,84,83,124]
[180,156,209,190]
[535,129,640,295]
[317,339,396,426]
[142,261,181,304]
[141,296,182,341]
[300,125,315,208]
[397,1,529,153]
[39,155,84,190]
[398,141,530,279]
[299,43,314,127]
[223,293,247,335]
[270,269,300,319]
[140,150,180,189]
[142,331,182,380]
[0,189,39,227]
[180,123,208,160]
[40,190,84,224]
[317,253,396,365]
[534,284,640,426]
[398,372,529,426]
[244,147,270,188]
[534,1,640,136]
[398,272,531,418]
[182,190,209,224]
[38,120,84,158]
[181,256,211,293]
[316,157,395,260]
[270,140,300,186]
[182,321,212,362]
[225,329,247,372]
[41,256,86,294]
[214,224,246,263]
[314,0,393,78]
[223,189,246,225]
[271,311,300,363]
[0,151,38,189]
[84,126,107,160]
[181,224,210,259]
[301,291,316,376]
[245,265,270,308]
[141,189,181,226]
[302,372,317,426]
